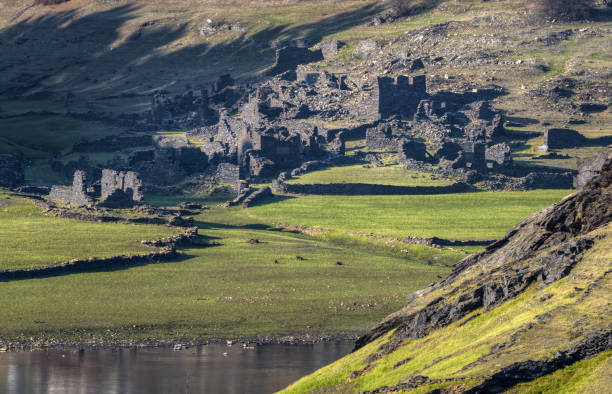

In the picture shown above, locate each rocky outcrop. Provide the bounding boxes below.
[574,149,612,189]
[355,156,612,351]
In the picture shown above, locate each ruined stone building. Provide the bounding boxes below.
[363,75,427,120]
[49,170,144,208]
[49,171,95,207]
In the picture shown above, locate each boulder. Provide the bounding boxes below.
[320,40,343,60]
[354,39,380,59]
[485,143,512,169]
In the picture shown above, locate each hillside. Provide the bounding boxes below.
[0,0,610,381]
[284,153,612,392]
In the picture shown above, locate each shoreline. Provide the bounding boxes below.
[0,334,358,353]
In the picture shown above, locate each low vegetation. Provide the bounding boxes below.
[0,204,457,343]
[247,189,571,241]
[0,193,179,271]
[286,165,456,187]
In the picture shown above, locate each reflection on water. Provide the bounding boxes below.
[0,341,353,394]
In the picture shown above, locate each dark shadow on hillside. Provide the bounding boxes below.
[0,3,383,100]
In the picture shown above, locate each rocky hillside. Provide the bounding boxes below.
[284,152,612,392]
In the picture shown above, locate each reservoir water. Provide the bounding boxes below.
[0,341,353,394]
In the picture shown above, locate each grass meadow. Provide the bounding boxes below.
[246,189,572,241]
[286,165,457,187]
[0,193,179,271]
[0,198,458,342]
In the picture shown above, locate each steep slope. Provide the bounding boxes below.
[284,151,612,393]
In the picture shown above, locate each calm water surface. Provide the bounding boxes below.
[0,341,353,394]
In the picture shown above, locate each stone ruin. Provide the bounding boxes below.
[544,128,586,149]
[363,75,427,120]
[49,171,95,207]
[268,45,323,76]
[49,169,143,208]
[100,169,144,204]
[0,153,24,188]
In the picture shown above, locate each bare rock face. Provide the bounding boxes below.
[355,156,612,351]
[574,149,612,189]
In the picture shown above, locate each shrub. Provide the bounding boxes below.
[536,0,594,20]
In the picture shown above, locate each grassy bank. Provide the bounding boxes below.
[0,193,180,271]
[286,165,456,187]
[246,189,572,241]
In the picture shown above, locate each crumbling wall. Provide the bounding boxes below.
[485,143,512,169]
[101,169,144,202]
[364,75,427,120]
[366,123,396,150]
[268,47,324,76]
[398,138,428,163]
[49,171,95,207]
[215,163,240,185]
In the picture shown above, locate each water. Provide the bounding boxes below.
[0,342,353,394]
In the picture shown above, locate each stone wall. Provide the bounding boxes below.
[0,153,24,188]
[268,47,324,76]
[215,163,240,185]
[398,138,428,163]
[101,169,144,202]
[49,171,95,207]
[364,75,427,120]
[279,181,471,195]
[485,143,512,169]
[366,123,396,150]
[520,172,574,190]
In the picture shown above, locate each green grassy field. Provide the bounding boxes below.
[246,190,572,241]
[0,193,180,271]
[0,204,458,343]
[286,165,456,187]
